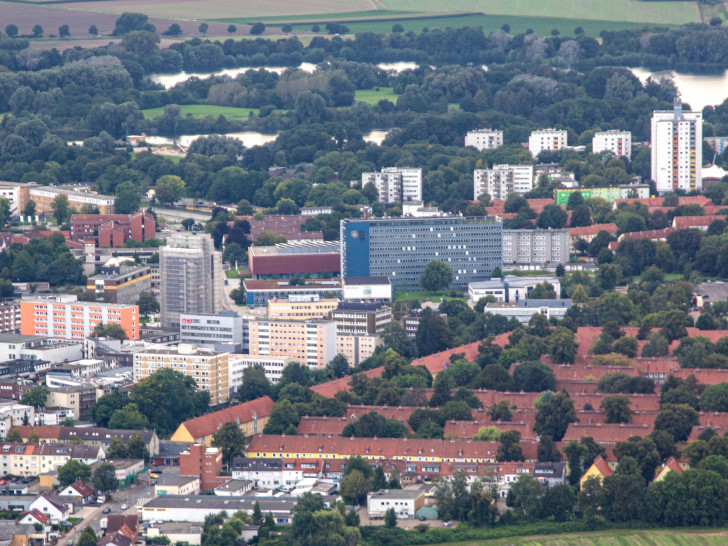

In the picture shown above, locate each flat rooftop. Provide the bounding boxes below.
[368,485,428,499]
[249,240,339,257]
[156,475,199,487]
[244,279,342,291]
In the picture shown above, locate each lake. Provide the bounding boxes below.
[151,62,318,89]
[630,67,728,111]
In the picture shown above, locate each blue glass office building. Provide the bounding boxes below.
[340,216,503,291]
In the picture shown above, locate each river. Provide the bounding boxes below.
[630,67,728,111]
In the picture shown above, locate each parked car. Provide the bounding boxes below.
[102,508,111,514]
[120,504,128,510]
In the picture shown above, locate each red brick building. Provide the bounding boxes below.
[179,444,231,490]
[70,212,156,248]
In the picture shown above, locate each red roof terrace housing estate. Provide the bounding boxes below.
[70,212,156,248]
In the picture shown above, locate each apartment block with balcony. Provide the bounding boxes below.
[133,345,229,405]
[528,129,567,158]
[267,296,340,321]
[248,319,336,369]
[592,130,632,159]
[361,168,422,204]
[465,129,503,151]
[651,99,702,193]
[473,165,534,200]
[20,295,139,341]
[502,229,569,266]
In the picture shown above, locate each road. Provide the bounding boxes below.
[61,470,161,543]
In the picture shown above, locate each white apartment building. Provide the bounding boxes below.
[179,311,243,352]
[592,130,632,159]
[248,319,337,369]
[133,344,229,405]
[473,165,534,200]
[0,402,34,438]
[465,129,503,151]
[361,168,422,204]
[0,334,83,364]
[502,229,569,266]
[228,355,289,389]
[528,129,567,158]
[651,99,702,193]
[337,334,382,366]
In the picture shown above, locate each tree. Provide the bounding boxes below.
[32,24,43,37]
[507,474,542,520]
[20,386,48,408]
[700,383,728,412]
[199,22,209,35]
[497,430,525,462]
[127,433,149,460]
[415,308,454,357]
[654,403,699,442]
[51,194,70,225]
[384,507,397,528]
[530,281,557,299]
[534,392,577,441]
[614,436,660,482]
[223,242,246,265]
[163,23,182,36]
[93,463,119,492]
[252,501,263,525]
[600,395,632,423]
[90,391,128,428]
[78,527,97,546]
[227,24,237,34]
[419,260,453,292]
[263,399,299,435]
[89,25,98,35]
[129,368,209,436]
[548,328,577,364]
[5,25,18,37]
[213,422,247,469]
[488,399,513,421]
[155,175,186,205]
[59,24,70,37]
[340,469,371,505]
[5,429,21,442]
[537,204,567,229]
[479,365,514,392]
[250,22,266,35]
[328,354,350,379]
[23,200,36,218]
[58,459,91,488]
[513,361,556,392]
[136,292,159,316]
[93,323,127,341]
[538,435,562,462]
[256,231,286,246]
[239,366,271,402]
[108,403,149,429]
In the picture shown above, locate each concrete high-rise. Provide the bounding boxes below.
[651,99,702,193]
[341,216,503,291]
[159,232,222,328]
[361,168,422,204]
[473,165,534,200]
[592,130,631,159]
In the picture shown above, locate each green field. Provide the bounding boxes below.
[141,104,261,121]
[209,0,700,36]
[432,528,728,545]
[354,88,399,105]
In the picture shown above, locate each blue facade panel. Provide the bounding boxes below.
[341,221,371,278]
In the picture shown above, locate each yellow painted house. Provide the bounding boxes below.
[171,396,274,445]
[579,456,613,489]
[653,457,687,482]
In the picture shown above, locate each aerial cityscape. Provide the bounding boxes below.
[1,1,728,544]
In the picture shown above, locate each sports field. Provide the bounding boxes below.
[353,88,399,105]
[432,529,728,545]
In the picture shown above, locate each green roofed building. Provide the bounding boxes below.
[554,184,650,206]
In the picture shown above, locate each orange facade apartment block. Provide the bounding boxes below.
[20,296,139,341]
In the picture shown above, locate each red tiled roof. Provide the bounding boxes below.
[11,425,62,440]
[310,368,383,398]
[592,456,613,477]
[562,423,653,444]
[21,509,50,525]
[571,393,661,412]
[663,456,684,475]
[444,420,536,440]
[68,480,94,497]
[617,227,677,242]
[569,223,618,238]
[673,215,723,228]
[410,341,482,376]
[179,396,274,440]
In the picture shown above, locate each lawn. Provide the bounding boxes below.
[430,528,728,545]
[394,290,467,303]
[224,269,251,279]
[141,104,260,121]
[354,88,399,105]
